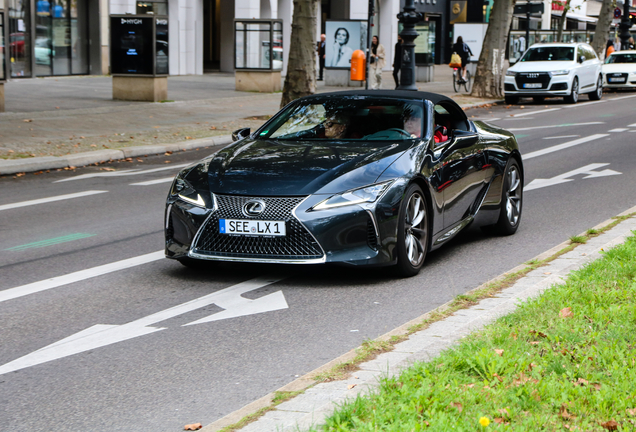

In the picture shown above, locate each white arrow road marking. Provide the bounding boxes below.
[510,107,562,118]
[0,251,164,304]
[543,135,580,140]
[525,163,621,191]
[0,190,108,212]
[523,134,609,160]
[54,163,190,183]
[0,276,287,375]
[130,177,175,186]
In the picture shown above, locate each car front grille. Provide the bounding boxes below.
[606,72,628,83]
[515,72,551,89]
[192,195,324,260]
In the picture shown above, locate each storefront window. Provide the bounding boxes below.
[235,20,284,70]
[9,0,31,77]
[414,21,436,65]
[137,0,168,15]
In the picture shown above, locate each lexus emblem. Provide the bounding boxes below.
[243,199,266,216]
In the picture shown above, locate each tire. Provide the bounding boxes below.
[463,70,472,92]
[532,96,545,103]
[177,257,212,270]
[504,95,519,105]
[395,184,429,277]
[453,70,460,93]
[486,159,523,236]
[564,77,579,104]
[588,75,603,101]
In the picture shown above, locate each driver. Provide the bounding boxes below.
[403,111,422,138]
[323,112,349,139]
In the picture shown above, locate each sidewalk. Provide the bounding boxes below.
[204,206,636,432]
[0,65,499,175]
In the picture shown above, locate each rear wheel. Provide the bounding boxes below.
[504,95,519,105]
[395,184,429,277]
[487,159,523,235]
[588,75,603,100]
[564,77,579,104]
[463,70,472,92]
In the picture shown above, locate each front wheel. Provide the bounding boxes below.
[588,75,603,101]
[486,159,523,236]
[564,77,579,104]
[395,184,429,277]
[453,69,460,93]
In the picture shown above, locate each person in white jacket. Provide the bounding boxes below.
[370,36,386,89]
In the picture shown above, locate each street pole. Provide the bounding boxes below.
[365,0,374,90]
[526,0,531,47]
[619,0,632,49]
[397,0,422,91]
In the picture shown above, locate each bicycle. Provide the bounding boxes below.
[452,67,471,93]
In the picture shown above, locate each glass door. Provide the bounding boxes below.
[9,0,31,77]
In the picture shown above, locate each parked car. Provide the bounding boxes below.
[165,91,523,277]
[602,50,636,90]
[35,37,52,65]
[504,42,603,104]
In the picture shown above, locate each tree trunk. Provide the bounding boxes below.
[556,0,572,42]
[591,0,617,59]
[280,0,318,108]
[470,0,515,98]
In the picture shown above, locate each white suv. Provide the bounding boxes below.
[504,42,603,104]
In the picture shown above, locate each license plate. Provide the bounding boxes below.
[608,78,626,83]
[523,83,542,89]
[219,219,286,236]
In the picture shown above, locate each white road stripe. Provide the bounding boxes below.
[611,94,636,100]
[563,100,606,108]
[543,135,580,140]
[476,117,501,122]
[55,163,191,183]
[510,108,561,118]
[608,128,628,132]
[524,134,609,160]
[130,177,175,186]
[0,190,108,212]
[0,251,164,303]
[507,121,604,132]
[628,123,636,127]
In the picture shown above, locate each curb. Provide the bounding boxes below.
[202,204,636,432]
[0,135,233,176]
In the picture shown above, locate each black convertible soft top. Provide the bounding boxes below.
[307,89,458,107]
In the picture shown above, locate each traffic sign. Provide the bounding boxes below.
[615,7,622,18]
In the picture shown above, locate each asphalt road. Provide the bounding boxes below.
[1,92,635,431]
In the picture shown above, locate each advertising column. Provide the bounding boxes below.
[110,15,169,102]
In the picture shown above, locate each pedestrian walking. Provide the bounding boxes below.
[392,36,402,89]
[370,35,386,89]
[606,39,615,59]
[317,34,326,80]
[452,36,473,82]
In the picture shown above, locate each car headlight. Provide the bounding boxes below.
[550,70,570,76]
[170,175,207,207]
[505,70,516,76]
[312,180,394,211]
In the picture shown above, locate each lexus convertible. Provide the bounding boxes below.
[165,90,523,276]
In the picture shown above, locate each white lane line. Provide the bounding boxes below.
[628,123,636,127]
[130,177,175,186]
[543,135,580,140]
[0,251,164,303]
[608,128,628,132]
[563,100,606,108]
[55,163,191,183]
[507,121,604,132]
[476,117,501,122]
[611,94,636,100]
[0,190,108,212]
[510,108,561,118]
[523,134,609,160]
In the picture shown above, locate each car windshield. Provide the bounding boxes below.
[259,96,426,141]
[605,53,636,64]
[521,47,575,62]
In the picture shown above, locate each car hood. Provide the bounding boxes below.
[202,138,413,196]
[602,64,636,73]
[509,61,574,72]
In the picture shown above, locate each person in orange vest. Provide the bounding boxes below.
[606,39,615,59]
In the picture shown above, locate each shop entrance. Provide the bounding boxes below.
[203,0,221,71]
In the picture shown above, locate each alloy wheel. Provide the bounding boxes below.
[572,79,579,103]
[505,166,522,226]
[404,192,427,266]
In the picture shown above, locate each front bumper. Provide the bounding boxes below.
[603,72,636,89]
[504,73,571,97]
[165,180,407,267]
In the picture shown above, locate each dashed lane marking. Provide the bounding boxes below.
[608,128,628,132]
[523,134,609,160]
[543,135,580,140]
[510,107,561,118]
[5,233,96,251]
[0,190,108,212]
[507,122,604,132]
[130,177,175,186]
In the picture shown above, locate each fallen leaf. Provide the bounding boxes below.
[494,349,504,356]
[101,167,116,171]
[593,383,602,390]
[601,420,618,431]
[79,136,85,139]
[627,408,636,416]
[186,136,193,139]
[184,423,202,431]
[165,160,171,163]
[450,402,462,413]
[492,373,503,382]
[210,126,217,130]
[560,307,573,318]
[55,106,60,109]
[494,417,506,424]
[529,341,540,345]
[165,151,173,155]
[90,144,97,147]
[530,330,547,338]
[543,272,552,275]
[560,404,573,420]
[347,384,357,390]
[23,119,33,122]
[574,378,588,386]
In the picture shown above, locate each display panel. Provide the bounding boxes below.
[110,16,154,75]
[234,19,283,70]
[155,17,169,74]
[325,20,367,69]
[0,11,5,81]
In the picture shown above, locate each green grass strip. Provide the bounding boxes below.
[6,233,96,251]
[316,232,636,431]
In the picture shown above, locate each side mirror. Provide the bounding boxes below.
[578,55,585,63]
[232,127,251,141]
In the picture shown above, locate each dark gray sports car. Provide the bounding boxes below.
[165,90,523,276]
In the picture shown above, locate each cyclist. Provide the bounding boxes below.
[452,36,473,83]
